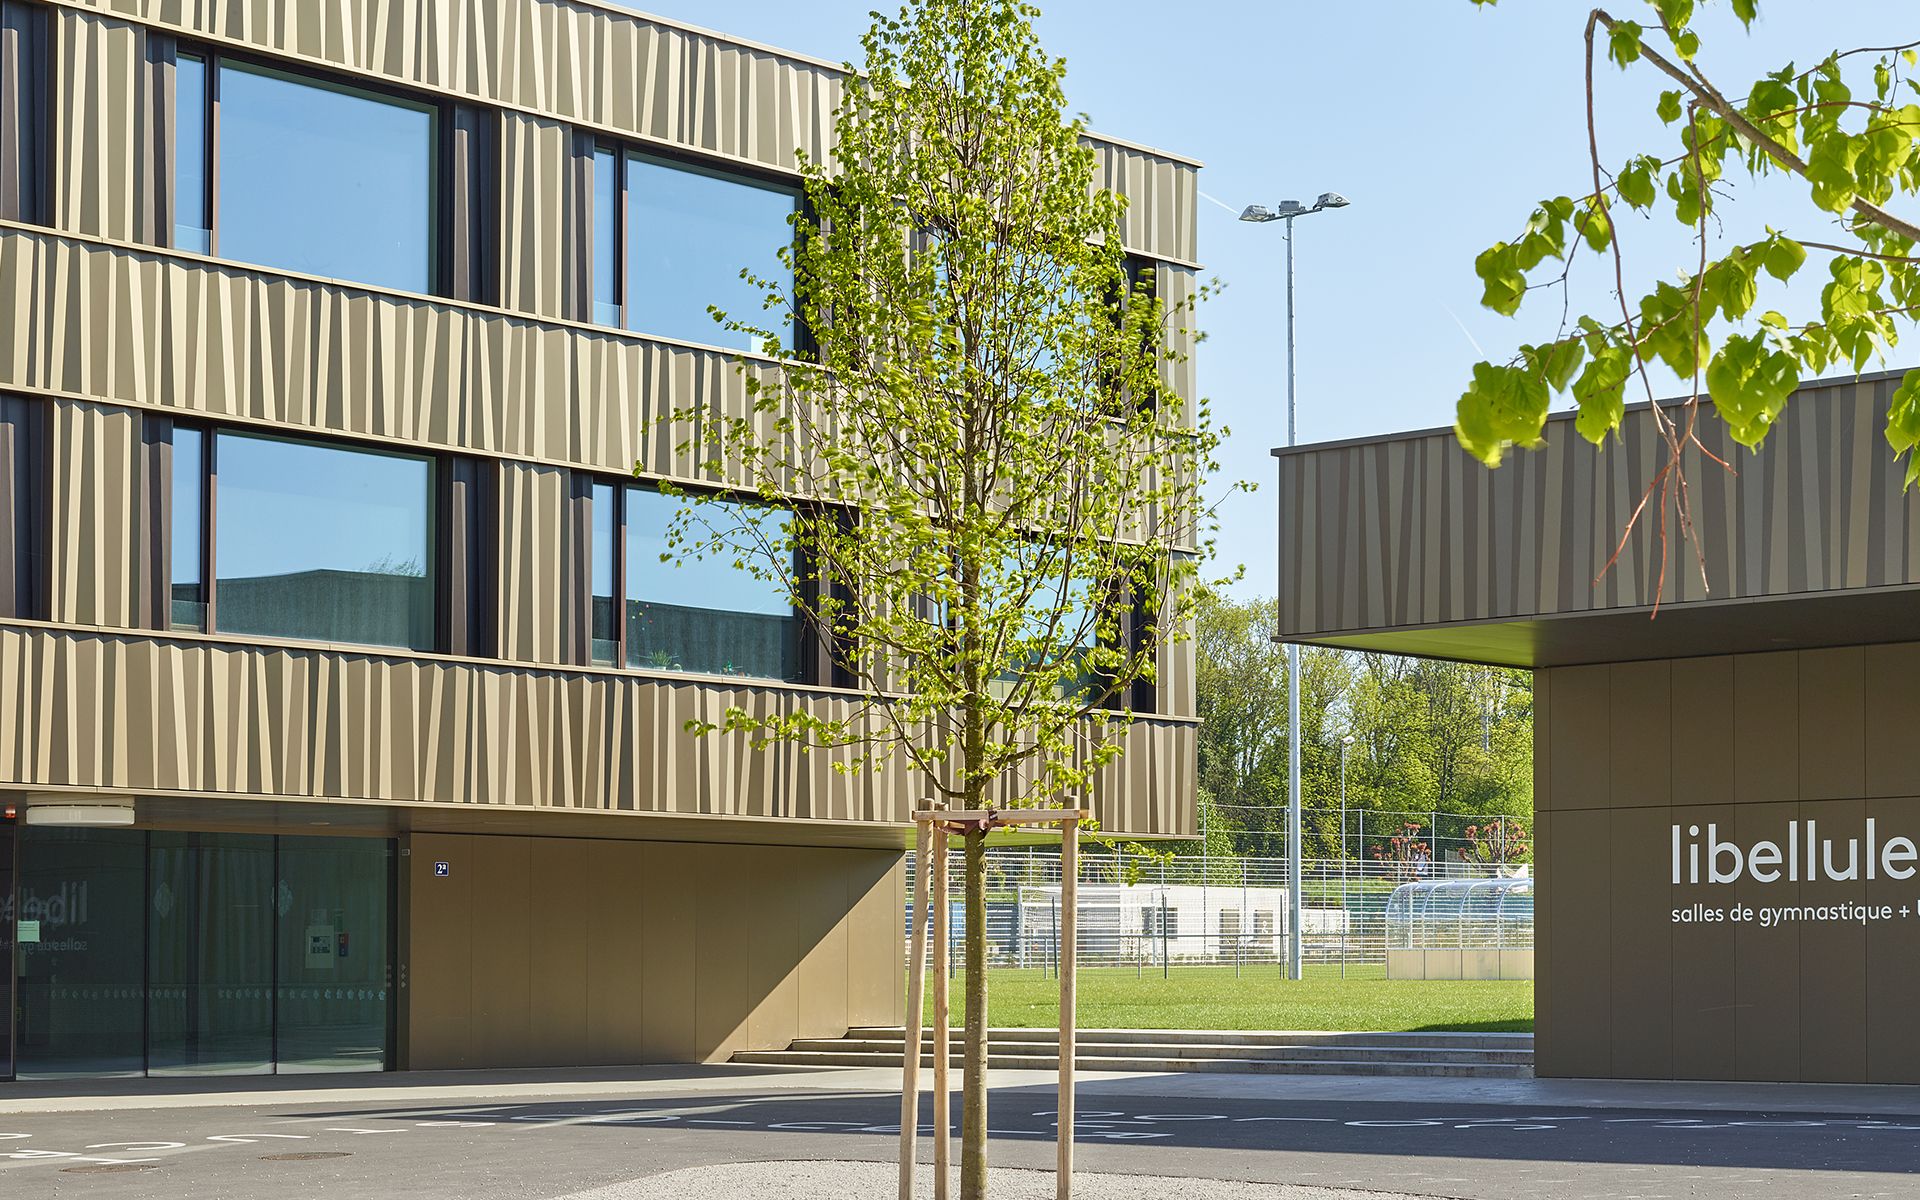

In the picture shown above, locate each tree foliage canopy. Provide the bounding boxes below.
[1193,593,1533,858]
[1459,1,1920,594]
[658,0,1221,809]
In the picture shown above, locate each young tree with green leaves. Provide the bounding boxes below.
[1458,0,1920,597]
[655,2,1221,1194]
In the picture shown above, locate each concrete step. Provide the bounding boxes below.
[731,1047,1532,1079]
[845,1026,1533,1051]
[735,1027,1535,1079]
[784,1037,1534,1066]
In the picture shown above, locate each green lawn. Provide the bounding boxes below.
[922,966,1532,1033]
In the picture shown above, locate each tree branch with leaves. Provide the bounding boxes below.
[1460,0,1920,604]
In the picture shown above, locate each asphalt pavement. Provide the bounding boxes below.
[4,1064,1920,1199]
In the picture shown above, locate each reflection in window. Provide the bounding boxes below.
[622,155,796,351]
[208,61,435,292]
[592,147,620,327]
[13,829,148,1078]
[213,433,434,650]
[590,481,617,665]
[148,832,274,1076]
[170,426,206,630]
[993,551,1100,702]
[174,54,211,253]
[623,487,802,682]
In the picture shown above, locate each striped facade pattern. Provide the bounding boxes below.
[0,226,780,486]
[497,111,583,321]
[49,6,157,244]
[0,0,1201,844]
[1277,373,1920,639]
[48,399,148,628]
[59,0,1199,266]
[0,621,1196,832]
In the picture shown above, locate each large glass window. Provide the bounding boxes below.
[592,151,797,352]
[592,485,805,682]
[211,433,435,651]
[275,837,393,1074]
[10,830,393,1080]
[184,56,436,293]
[14,829,147,1078]
[147,832,274,1076]
[170,425,206,630]
[174,54,211,253]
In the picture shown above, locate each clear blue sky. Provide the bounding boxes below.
[627,1,1917,597]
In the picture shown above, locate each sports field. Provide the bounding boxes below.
[923,965,1532,1033]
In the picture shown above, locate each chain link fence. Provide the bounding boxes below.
[905,845,1533,978]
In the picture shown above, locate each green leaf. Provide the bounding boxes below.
[1673,29,1701,61]
[1474,243,1528,317]
[1762,235,1806,282]
[1657,90,1684,124]
[1617,157,1657,208]
[1575,198,1613,253]
[1731,0,1757,26]
[1706,333,1800,448]
[1607,20,1644,68]
[1807,131,1860,212]
[1455,362,1552,466]
[1570,344,1630,442]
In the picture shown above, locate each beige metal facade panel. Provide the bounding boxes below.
[0,620,1193,831]
[1278,374,1920,641]
[498,111,579,321]
[1096,140,1198,268]
[403,832,901,1068]
[0,228,792,489]
[51,8,153,245]
[48,398,145,627]
[1536,644,1920,1083]
[495,460,571,665]
[62,0,1196,264]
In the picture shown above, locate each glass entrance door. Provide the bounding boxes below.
[2,815,14,1080]
[12,828,393,1079]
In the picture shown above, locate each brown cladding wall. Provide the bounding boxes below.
[1535,645,1920,1083]
[402,833,901,1067]
[0,621,1196,831]
[1278,374,1920,639]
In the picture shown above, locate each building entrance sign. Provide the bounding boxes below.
[1672,820,1920,885]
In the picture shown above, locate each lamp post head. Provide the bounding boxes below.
[1239,195,1348,223]
[1341,734,1356,746]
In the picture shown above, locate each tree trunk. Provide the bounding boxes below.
[960,823,990,1200]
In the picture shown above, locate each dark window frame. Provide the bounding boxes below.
[173,43,461,297]
[164,422,471,656]
[588,138,811,354]
[588,477,836,686]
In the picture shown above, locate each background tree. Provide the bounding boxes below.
[658,3,1222,1195]
[1193,594,1532,858]
[1458,0,1920,599]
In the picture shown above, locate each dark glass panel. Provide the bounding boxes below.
[624,487,802,682]
[147,833,273,1076]
[0,817,13,1079]
[14,829,146,1079]
[625,154,795,351]
[174,54,210,253]
[217,62,435,293]
[214,432,435,651]
[169,425,205,631]
[590,481,617,665]
[274,837,391,1074]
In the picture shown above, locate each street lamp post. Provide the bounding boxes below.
[1241,191,1349,982]
[1338,732,1354,977]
